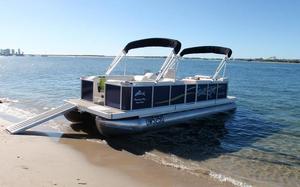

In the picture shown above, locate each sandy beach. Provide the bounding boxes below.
[0,118,234,187]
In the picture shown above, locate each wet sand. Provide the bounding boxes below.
[0,118,234,187]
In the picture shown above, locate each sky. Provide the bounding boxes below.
[0,0,299,58]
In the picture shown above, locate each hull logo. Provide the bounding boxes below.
[134,90,146,104]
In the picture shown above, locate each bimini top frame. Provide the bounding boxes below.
[159,46,232,81]
[105,38,182,76]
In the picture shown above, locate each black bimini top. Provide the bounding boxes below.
[123,38,182,55]
[180,46,232,58]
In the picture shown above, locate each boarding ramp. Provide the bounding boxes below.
[6,103,76,134]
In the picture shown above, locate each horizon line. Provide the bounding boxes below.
[2,54,299,62]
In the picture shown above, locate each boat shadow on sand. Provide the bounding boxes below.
[20,109,283,163]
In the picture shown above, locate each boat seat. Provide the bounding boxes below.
[134,73,156,81]
[194,75,212,80]
[143,72,156,80]
[133,75,144,81]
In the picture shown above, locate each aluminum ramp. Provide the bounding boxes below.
[6,103,76,134]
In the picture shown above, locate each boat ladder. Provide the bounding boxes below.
[6,103,76,134]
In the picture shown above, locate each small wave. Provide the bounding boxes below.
[144,152,252,187]
[209,171,252,187]
[0,102,34,119]
[145,152,195,172]
[0,97,19,103]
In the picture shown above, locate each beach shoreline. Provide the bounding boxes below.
[0,118,234,187]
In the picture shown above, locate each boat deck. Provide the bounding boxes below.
[66,97,236,120]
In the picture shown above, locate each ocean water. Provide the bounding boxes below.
[0,56,299,186]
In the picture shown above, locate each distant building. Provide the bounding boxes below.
[0,48,24,56]
[268,56,277,60]
[0,49,11,56]
[16,48,24,56]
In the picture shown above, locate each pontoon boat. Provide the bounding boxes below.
[6,38,236,136]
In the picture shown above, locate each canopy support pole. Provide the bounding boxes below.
[212,56,228,80]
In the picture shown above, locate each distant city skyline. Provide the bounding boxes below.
[0,0,299,59]
[0,48,24,56]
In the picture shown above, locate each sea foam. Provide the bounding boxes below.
[0,102,34,120]
[144,152,252,187]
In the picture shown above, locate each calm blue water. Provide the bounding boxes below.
[0,56,299,186]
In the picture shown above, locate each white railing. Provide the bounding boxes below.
[212,56,228,80]
[105,50,126,75]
